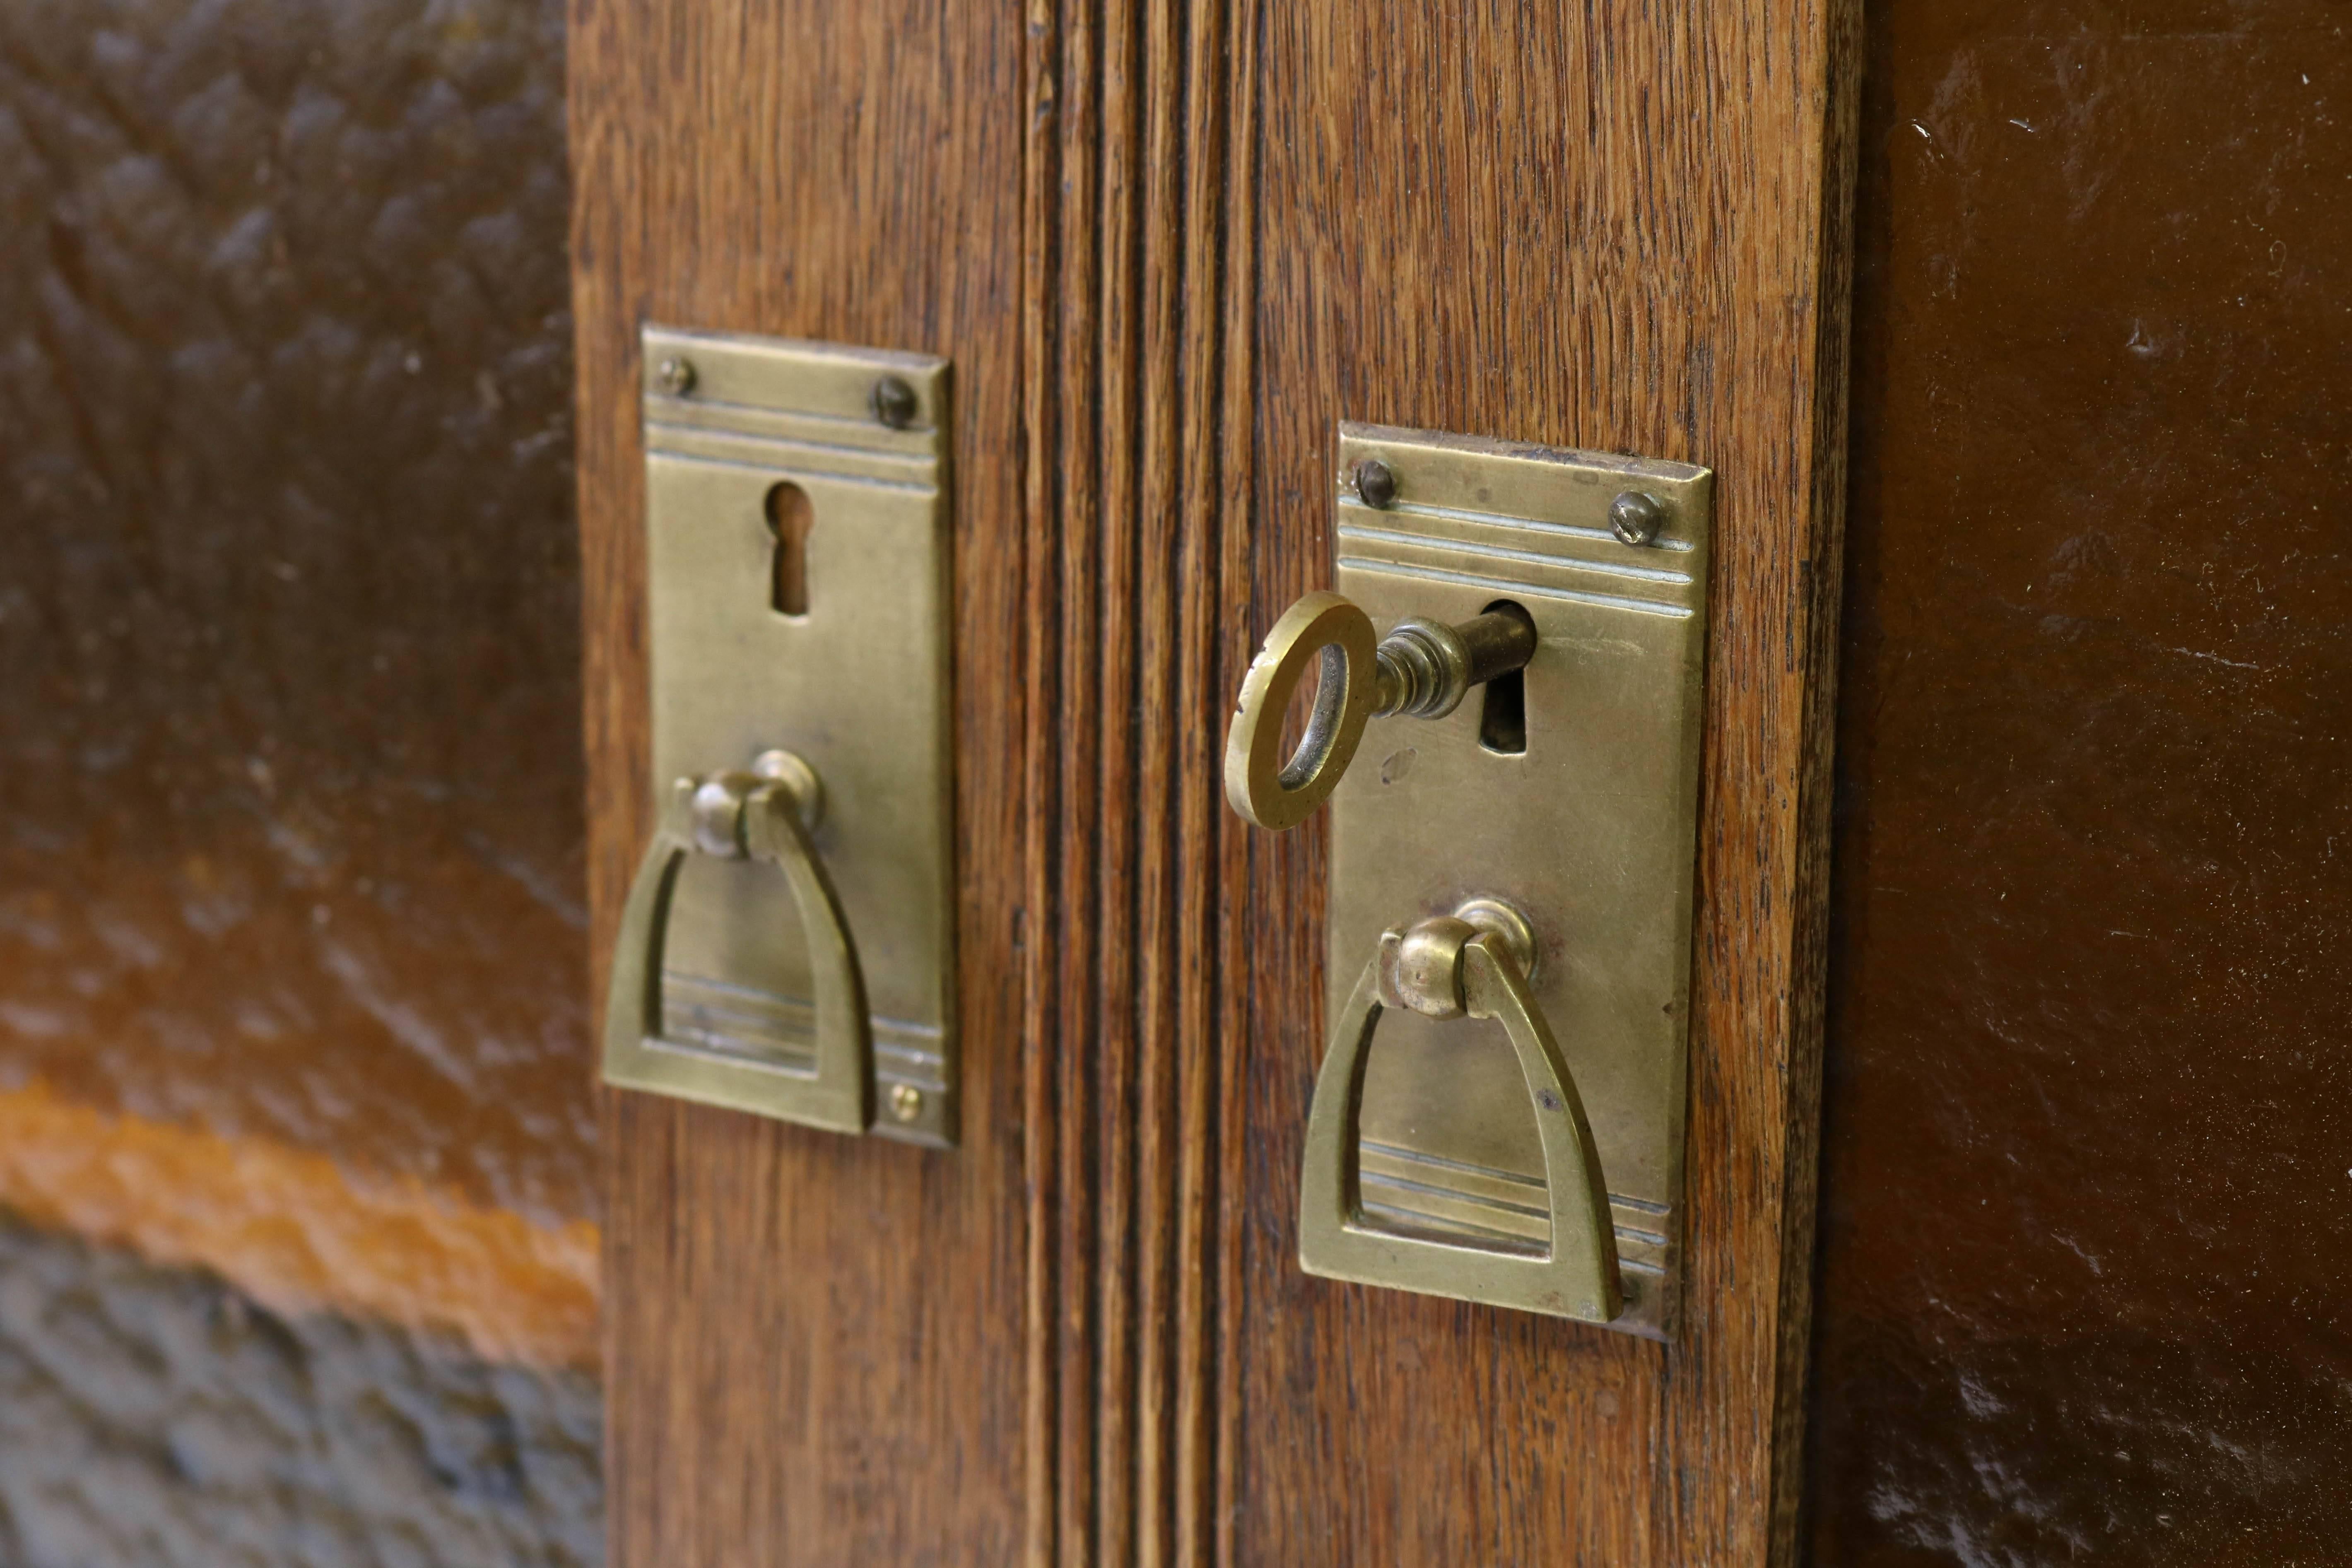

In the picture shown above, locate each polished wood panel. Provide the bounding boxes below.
[582,0,1853,1558]
[1019,0,1859,1561]
[1216,5,1858,1563]
[571,1,1030,1561]
[1018,1,1253,1562]
[1810,1,2352,1558]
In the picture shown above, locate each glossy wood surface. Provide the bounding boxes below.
[577,0,1856,1560]
[1807,2,2352,1558]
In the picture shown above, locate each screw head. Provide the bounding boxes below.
[656,356,696,396]
[871,375,920,429]
[1609,491,1667,547]
[1354,457,1399,509]
[887,1082,925,1122]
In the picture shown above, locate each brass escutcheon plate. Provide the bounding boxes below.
[1320,423,1713,1336]
[604,326,957,1146]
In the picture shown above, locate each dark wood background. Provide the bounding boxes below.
[572,0,1857,1561]
[1806,0,2352,1560]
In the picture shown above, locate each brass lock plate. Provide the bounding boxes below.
[610,326,957,1146]
[1324,423,1712,1337]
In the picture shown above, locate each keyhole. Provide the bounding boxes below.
[1479,666,1527,754]
[765,482,813,617]
[1477,598,1532,755]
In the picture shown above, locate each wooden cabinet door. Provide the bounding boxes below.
[572,0,1856,1563]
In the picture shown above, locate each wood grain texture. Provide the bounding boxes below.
[579,0,1853,1558]
[1020,1,1251,1563]
[1224,2,1860,1564]
[1021,0,1856,1559]
[571,1,1029,1562]
[1776,2,1864,1556]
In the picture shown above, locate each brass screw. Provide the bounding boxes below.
[887,1083,925,1122]
[1609,491,1667,547]
[871,375,919,429]
[656,356,696,396]
[1354,457,1399,509]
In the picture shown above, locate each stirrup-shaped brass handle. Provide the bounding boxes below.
[601,752,875,1134]
[1299,901,1623,1323]
[1224,591,1536,831]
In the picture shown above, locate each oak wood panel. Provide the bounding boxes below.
[580,0,1853,1560]
[1226,3,1859,1564]
[571,2,1029,1562]
[1015,0,1857,1558]
[1018,1,1259,1563]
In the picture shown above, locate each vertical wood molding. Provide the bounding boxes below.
[1020,1,1252,1563]
[1019,0,1071,1541]
[1769,6,1867,1558]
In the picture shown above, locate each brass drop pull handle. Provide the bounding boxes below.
[1299,899,1624,1324]
[1224,590,1537,830]
[602,750,875,1134]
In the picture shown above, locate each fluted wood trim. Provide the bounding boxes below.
[1022,2,1249,1563]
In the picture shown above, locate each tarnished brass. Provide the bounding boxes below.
[1224,597,1537,829]
[600,327,957,1146]
[1224,591,1381,830]
[1303,906,1622,1325]
[605,766,872,1133]
[1272,423,1711,1333]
